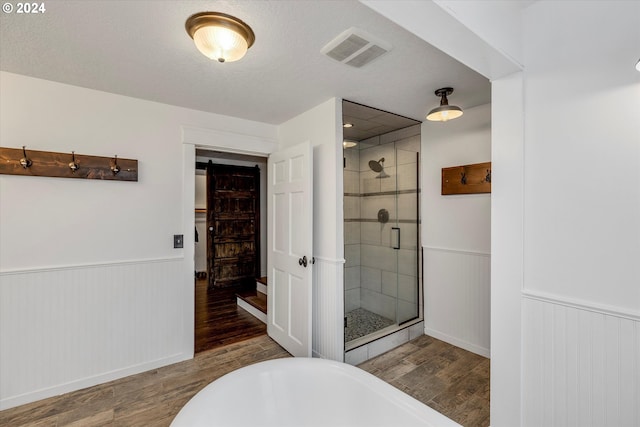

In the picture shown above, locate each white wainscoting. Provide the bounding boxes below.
[423,246,490,357]
[312,256,344,361]
[522,292,640,427]
[0,257,189,410]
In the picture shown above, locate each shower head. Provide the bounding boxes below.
[368,158,385,173]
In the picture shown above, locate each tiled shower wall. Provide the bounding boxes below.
[344,125,421,324]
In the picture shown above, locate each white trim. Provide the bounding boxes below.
[237,298,267,324]
[425,327,490,358]
[0,352,190,410]
[423,246,490,257]
[182,125,277,157]
[0,256,184,275]
[522,289,640,322]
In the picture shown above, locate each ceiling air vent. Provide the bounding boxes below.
[321,27,392,68]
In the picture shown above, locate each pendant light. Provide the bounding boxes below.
[426,87,463,122]
[185,12,255,63]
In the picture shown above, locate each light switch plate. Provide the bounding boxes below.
[174,234,183,248]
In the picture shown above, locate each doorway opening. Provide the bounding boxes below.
[194,149,269,354]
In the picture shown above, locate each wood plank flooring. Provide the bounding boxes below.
[0,334,489,427]
[358,334,490,427]
[194,278,266,353]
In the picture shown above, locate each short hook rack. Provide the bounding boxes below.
[441,161,491,195]
[0,146,138,181]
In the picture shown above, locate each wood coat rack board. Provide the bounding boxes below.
[442,161,491,195]
[0,147,138,181]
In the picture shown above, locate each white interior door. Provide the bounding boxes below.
[267,141,313,357]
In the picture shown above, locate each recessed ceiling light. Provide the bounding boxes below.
[343,140,358,148]
[343,123,354,128]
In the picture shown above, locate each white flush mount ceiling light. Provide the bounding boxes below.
[185,12,255,63]
[426,87,463,122]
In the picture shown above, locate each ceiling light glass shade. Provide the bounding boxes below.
[186,12,255,63]
[426,105,464,122]
[426,87,463,122]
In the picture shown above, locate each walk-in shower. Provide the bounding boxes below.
[343,101,422,351]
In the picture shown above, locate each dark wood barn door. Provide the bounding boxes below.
[206,162,260,288]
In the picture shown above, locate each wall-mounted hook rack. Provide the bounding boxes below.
[442,161,491,195]
[0,146,138,181]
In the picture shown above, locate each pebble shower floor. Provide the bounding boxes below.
[345,308,394,342]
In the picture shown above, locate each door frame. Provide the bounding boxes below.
[182,126,279,357]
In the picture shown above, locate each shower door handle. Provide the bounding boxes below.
[392,227,400,250]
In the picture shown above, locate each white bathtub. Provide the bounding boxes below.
[171,357,461,427]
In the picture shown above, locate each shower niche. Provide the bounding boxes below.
[343,100,422,362]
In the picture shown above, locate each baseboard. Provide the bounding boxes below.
[0,352,191,411]
[237,298,267,324]
[424,327,490,358]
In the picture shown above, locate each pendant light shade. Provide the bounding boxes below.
[185,12,255,63]
[426,87,463,122]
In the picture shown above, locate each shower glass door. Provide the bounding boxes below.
[393,147,420,325]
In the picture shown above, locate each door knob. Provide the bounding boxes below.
[298,255,308,267]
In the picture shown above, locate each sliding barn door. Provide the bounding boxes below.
[206,162,260,288]
[267,142,313,357]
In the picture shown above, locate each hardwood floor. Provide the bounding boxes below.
[358,334,490,427]
[194,278,266,353]
[0,334,489,427]
[0,335,290,427]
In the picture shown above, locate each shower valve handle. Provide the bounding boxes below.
[298,256,308,267]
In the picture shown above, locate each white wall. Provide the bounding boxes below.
[0,71,277,409]
[421,103,491,357]
[520,2,640,426]
[368,1,640,426]
[490,71,524,427]
[277,98,345,360]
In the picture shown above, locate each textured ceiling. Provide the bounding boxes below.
[0,0,490,125]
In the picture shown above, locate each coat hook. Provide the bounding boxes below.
[20,146,32,168]
[485,169,491,183]
[69,151,79,172]
[111,155,120,175]
[460,171,467,185]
